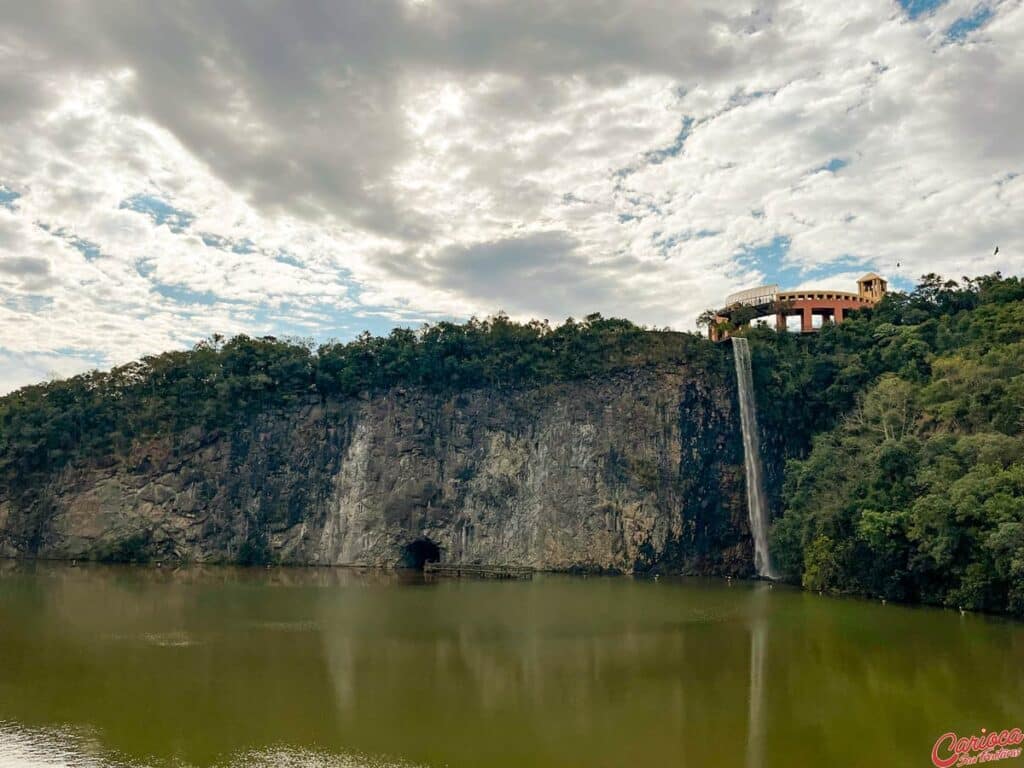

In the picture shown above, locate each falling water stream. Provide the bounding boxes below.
[731,337,776,579]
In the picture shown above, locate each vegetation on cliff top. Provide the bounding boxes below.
[0,313,712,496]
[754,273,1024,616]
[3,268,1023,617]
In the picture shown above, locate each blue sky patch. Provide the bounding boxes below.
[946,6,994,40]
[890,274,917,291]
[231,238,256,254]
[200,232,258,254]
[120,194,196,233]
[200,233,228,249]
[615,117,696,180]
[0,185,21,211]
[152,282,220,305]
[642,116,694,166]
[735,236,799,286]
[250,302,335,340]
[734,237,892,291]
[36,223,103,261]
[1,294,53,313]
[246,300,438,344]
[67,236,102,261]
[53,346,105,361]
[800,257,872,281]
[344,314,425,340]
[818,158,849,173]
[899,0,946,19]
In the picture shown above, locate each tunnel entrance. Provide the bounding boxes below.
[402,538,440,570]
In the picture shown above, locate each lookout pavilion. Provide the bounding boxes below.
[707,273,888,341]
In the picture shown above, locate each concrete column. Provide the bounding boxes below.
[835,307,844,323]
[776,313,786,332]
[801,307,813,332]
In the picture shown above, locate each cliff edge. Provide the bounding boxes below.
[0,367,753,574]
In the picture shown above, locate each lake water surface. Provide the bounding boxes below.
[1,563,1021,767]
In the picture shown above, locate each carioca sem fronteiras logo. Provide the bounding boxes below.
[932,728,1024,767]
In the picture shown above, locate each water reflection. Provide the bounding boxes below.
[0,563,1022,768]
[745,585,769,768]
[0,720,424,768]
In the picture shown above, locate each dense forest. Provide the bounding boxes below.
[751,273,1024,616]
[0,313,711,498]
[2,272,1023,616]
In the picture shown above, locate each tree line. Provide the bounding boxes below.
[0,313,706,495]
[4,269,1023,615]
[755,273,1024,615]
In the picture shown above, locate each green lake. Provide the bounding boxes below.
[1,562,1021,767]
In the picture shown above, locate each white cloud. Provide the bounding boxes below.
[0,0,1022,393]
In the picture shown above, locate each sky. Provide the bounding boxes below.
[1,0,1022,394]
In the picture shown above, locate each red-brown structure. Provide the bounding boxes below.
[708,273,887,341]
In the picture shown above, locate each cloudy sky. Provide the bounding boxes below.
[1,0,1021,393]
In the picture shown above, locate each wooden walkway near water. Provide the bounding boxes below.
[424,562,534,580]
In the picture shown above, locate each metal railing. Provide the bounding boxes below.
[725,284,779,307]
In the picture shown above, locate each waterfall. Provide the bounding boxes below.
[731,337,776,579]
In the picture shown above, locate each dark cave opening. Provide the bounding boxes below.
[402,538,441,570]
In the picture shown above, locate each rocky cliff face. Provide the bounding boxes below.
[0,367,754,574]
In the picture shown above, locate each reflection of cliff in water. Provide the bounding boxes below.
[317,575,759,765]
[0,563,347,764]
[3,565,1024,768]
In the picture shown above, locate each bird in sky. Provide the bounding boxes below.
[994,246,1000,255]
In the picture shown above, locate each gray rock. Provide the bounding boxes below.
[0,368,754,575]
